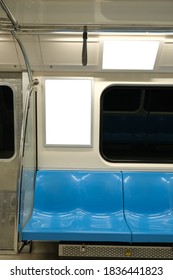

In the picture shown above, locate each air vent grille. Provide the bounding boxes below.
[59,244,173,259]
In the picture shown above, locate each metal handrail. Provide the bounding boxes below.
[0,1,33,83]
[15,81,37,250]
[0,0,39,252]
[11,30,33,84]
[1,23,173,34]
[0,0,19,30]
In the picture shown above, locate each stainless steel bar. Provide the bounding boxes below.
[0,0,19,31]
[0,1,40,253]
[14,79,38,253]
[11,30,33,84]
[0,21,173,34]
[12,24,173,34]
[14,82,33,253]
[0,1,33,83]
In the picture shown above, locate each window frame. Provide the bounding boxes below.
[100,84,173,163]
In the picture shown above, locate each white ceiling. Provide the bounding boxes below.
[0,0,173,26]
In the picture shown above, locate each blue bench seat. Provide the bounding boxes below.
[21,170,131,242]
[123,172,173,243]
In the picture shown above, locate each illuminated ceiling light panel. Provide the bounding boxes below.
[102,40,160,70]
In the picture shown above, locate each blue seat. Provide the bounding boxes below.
[123,172,173,243]
[21,170,131,242]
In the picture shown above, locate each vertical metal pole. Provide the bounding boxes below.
[0,0,39,252]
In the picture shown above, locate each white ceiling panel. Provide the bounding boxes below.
[0,0,173,26]
[40,41,99,66]
[15,35,43,70]
[96,1,173,25]
[0,36,20,69]
[0,0,95,24]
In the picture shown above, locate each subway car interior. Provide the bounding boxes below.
[1,0,173,259]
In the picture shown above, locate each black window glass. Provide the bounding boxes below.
[144,88,173,112]
[0,85,15,159]
[103,87,141,111]
[100,86,173,163]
